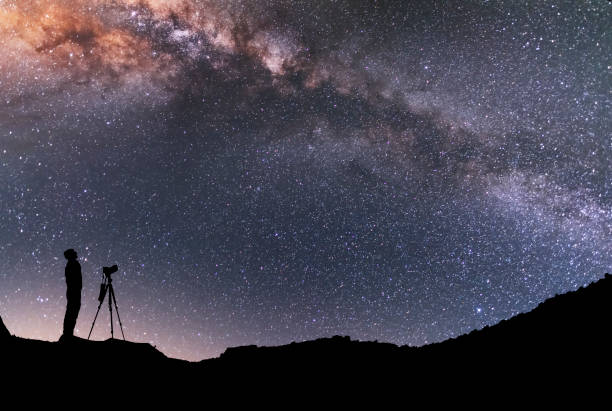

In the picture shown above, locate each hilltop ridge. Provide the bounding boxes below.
[1,273,610,392]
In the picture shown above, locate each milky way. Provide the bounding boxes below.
[0,0,609,360]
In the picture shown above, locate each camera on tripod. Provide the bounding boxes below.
[90,263,126,340]
[97,265,118,302]
[103,264,118,277]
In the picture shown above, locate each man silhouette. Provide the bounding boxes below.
[62,248,82,339]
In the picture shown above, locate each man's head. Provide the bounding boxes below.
[64,249,78,260]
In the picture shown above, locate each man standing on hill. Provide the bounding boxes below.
[61,248,82,340]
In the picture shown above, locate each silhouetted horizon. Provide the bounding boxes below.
[2,272,609,363]
[2,271,610,402]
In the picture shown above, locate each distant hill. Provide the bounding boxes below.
[200,273,612,379]
[0,315,9,339]
[1,273,610,393]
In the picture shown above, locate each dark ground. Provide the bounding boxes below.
[1,273,610,399]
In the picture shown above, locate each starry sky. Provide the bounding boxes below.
[0,0,609,361]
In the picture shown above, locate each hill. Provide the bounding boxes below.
[199,273,611,381]
[1,273,609,393]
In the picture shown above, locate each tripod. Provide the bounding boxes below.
[88,272,126,340]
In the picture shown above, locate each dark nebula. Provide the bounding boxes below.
[0,0,609,360]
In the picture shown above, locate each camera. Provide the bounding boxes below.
[90,263,126,340]
[103,264,118,276]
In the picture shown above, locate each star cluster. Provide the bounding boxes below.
[0,0,609,360]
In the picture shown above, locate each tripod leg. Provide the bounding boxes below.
[88,294,106,340]
[109,286,126,340]
[108,285,114,339]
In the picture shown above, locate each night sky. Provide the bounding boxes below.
[0,0,609,361]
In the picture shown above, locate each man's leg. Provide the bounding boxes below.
[63,294,81,336]
[63,300,75,336]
